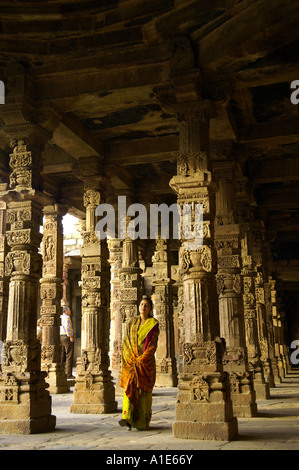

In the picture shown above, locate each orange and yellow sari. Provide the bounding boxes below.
[120,316,159,430]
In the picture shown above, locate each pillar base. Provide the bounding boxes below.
[228,371,258,417]
[155,372,178,388]
[173,402,238,441]
[70,402,118,414]
[42,363,70,394]
[0,415,56,435]
[0,372,56,434]
[231,394,257,417]
[173,419,238,441]
[70,370,118,414]
[254,380,270,400]
[173,371,238,441]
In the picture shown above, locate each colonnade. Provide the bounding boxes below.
[0,86,293,438]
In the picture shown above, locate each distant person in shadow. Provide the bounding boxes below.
[60,306,75,379]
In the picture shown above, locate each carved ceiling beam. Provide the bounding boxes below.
[237,118,299,145]
[198,0,299,73]
[52,113,103,160]
[34,63,169,101]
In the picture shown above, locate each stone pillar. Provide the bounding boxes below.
[108,239,123,371]
[176,281,185,374]
[279,310,292,375]
[0,126,56,434]
[0,200,8,373]
[235,177,270,399]
[0,201,8,344]
[270,288,286,379]
[62,257,72,307]
[40,204,69,394]
[214,161,257,417]
[265,277,282,384]
[255,267,275,387]
[119,221,143,330]
[71,179,117,414]
[152,238,177,387]
[157,72,237,439]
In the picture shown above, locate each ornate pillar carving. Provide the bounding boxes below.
[214,160,257,417]
[266,277,283,383]
[40,203,69,394]
[254,266,275,387]
[279,310,291,375]
[176,281,185,373]
[108,238,123,371]
[152,238,177,387]
[235,177,270,399]
[62,257,72,307]
[157,69,237,440]
[0,201,8,350]
[119,210,143,330]
[71,177,117,413]
[0,122,56,434]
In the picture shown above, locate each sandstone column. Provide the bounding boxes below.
[157,71,237,439]
[71,178,117,413]
[268,280,285,380]
[0,126,56,434]
[0,201,8,349]
[214,160,257,417]
[119,219,143,330]
[279,310,292,375]
[255,267,275,387]
[264,277,282,384]
[176,281,185,374]
[236,177,270,399]
[62,257,72,307]
[40,203,69,394]
[108,239,123,375]
[152,238,177,387]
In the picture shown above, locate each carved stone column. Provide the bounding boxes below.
[254,267,275,387]
[214,161,257,417]
[267,277,283,383]
[0,125,56,433]
[62,257,72,307]
[279,310,292,375]
[0,200,8,375]
[108,238,123,371]
[40,204,69,394]
[158,72,237,439]
[119,219,143,331]
[236,177,270,399]
[176,281,185,374]
[152,238,177,387]
[71,178,117,414]
[0,201,8,347]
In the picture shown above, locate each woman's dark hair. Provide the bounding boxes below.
[140,295,153,311]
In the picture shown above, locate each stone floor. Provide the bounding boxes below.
[1,373,299,451]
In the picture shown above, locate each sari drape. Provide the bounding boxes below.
[120,316,159,414]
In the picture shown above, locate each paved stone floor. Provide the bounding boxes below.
[1,373,299,452]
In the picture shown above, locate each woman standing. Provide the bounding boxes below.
[119,296,159,431]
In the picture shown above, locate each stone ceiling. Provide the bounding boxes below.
[0,0,298,300]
